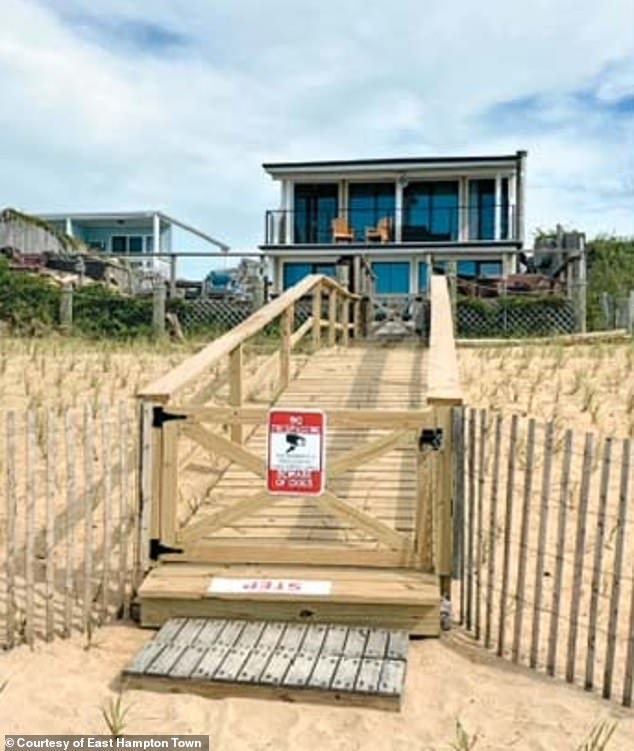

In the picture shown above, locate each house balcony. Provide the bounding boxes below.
[263,205,519,248]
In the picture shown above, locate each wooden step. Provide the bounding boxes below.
[139,563,441,637]
[123,617,410,710]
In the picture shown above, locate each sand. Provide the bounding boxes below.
[1,340,633,749]
[0,624,632,750]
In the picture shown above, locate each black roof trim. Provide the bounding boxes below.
[263,152,527,170]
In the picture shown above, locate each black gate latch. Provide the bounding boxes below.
[419,428,443,451]
[149,538,184,560]
[152,406,187,429]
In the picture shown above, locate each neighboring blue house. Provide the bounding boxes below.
[38,211,228,278]
[259,152,527,295]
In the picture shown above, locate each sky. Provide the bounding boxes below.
[1,0,633,278]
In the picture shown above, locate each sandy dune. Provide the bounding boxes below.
[0,624,631,750]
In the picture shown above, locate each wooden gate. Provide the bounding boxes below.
[138,273,462,592]
[148,403,446,569]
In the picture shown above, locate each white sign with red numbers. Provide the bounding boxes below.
[266,409,326,495]
[208,577,332,596]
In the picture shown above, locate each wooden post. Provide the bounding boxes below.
[342,298,350,347]
[451,407,465,585]
[414,437,434,572]
[328,289,337,347]
[153,284,166,337]
[169,255,177,298]
[136,402,152,592]
[59,285,73,330]
[230,344,244,444]
[119,402,131,614]
[280,305,293,391]
[436,405,454,599]
[353,299,361,339]
[159,421,179,546]
[312,284,321,351]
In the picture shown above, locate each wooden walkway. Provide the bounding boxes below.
[139,343,441,634]
[124,617,409,710]
[137,274,462,649]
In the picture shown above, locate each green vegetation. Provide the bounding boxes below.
[586,236,634,330]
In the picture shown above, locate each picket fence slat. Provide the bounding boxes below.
[497,413,518,658]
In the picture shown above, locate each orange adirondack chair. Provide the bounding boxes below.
[332,216,354,242]
[365,216,392,243]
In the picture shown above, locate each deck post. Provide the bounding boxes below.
[312,283,322,350]
[328,289,337,347]
[353,299,361,339]
[342,298,350,346]
[229,344,244,444]
[280,304,293,388]
[415,439,435,572]
[436,405,454,599]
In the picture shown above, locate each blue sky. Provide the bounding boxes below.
[1,0,633,278]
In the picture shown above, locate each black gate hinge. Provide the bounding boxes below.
[152,406,187,429]
[149,538,184,560]
[419,428,443,451]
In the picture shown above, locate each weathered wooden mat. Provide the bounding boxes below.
[123,617,409,710]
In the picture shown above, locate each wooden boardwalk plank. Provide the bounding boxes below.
[124,618,409,708]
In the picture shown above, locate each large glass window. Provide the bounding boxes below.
[111,235,145,254]
[294,184,338,243]
[468,179,510,240]
[282,262,337,289]
[402,181,459,241]
[348,183,395,241]
[371,262,410,294]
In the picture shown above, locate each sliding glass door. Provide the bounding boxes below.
[348,183,395,241]
[402,181,459,241]
[294,184,338,244]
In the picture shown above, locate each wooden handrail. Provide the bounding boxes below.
[138,274,359,403]
[427,275,463,405]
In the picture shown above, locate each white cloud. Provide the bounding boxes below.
[0,0,632,275]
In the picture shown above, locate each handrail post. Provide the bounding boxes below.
[280,304,293,389]
[312,283,322,351]
[342,297,350,347]
[328,289,337,347]
[229,344,244,444]
[353,299,361,339]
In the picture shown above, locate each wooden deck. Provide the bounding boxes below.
[139,343,441,634]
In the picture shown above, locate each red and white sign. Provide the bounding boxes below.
[266,409,326,495]
[208,577,332,596]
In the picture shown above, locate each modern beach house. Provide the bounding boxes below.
[260,152,527,296]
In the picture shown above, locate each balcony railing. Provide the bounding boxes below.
[264,205,517,245]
